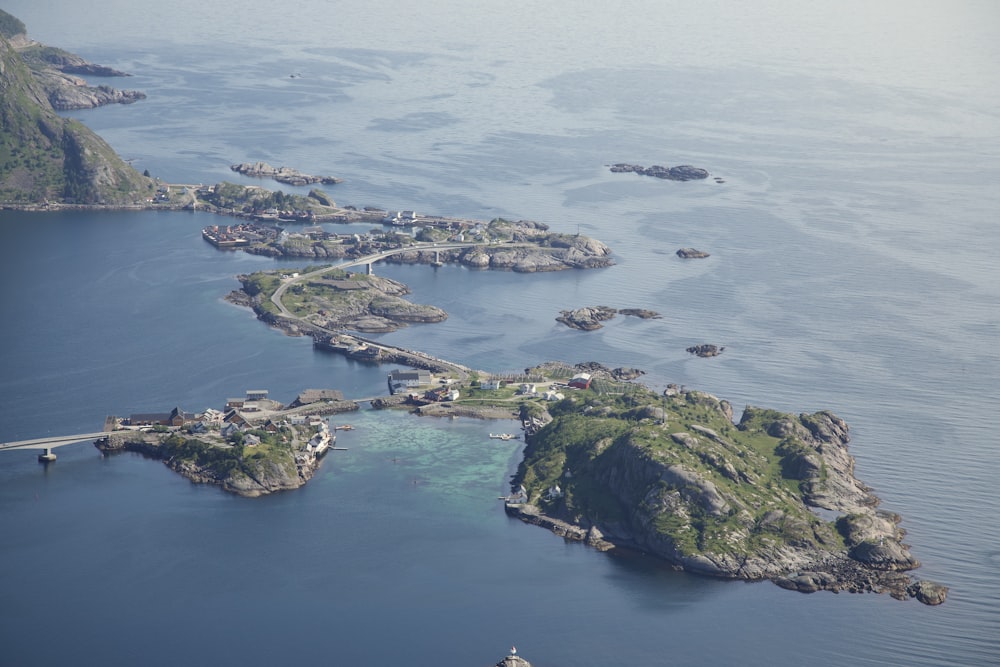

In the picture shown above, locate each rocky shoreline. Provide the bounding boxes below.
[96,431,320,498]
[11,34,147,110]
[506,392,948,605]
[230,161,343,186]
[556,306,661,331]
[507,495,945,604]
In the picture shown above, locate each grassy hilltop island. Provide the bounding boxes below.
[507,379,948,605]
[230,266,450,336]
[0,11,153,205]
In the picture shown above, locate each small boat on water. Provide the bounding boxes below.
[489,433,520,441]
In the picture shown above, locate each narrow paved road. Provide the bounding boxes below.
[269,241,523,317]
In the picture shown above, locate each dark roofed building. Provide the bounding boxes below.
[223,409,249,426]
[289,389,345,408]
[127,407,190,427]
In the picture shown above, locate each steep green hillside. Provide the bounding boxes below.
[507,383,942,601]
[0,28,153,205]
[0,10,26,39]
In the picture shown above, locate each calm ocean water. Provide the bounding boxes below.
[2,1,999,665]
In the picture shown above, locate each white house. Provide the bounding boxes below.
[389,369,432,394]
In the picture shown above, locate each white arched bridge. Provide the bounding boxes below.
[0,431,110,462]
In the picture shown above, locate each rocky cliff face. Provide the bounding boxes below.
[0,19,153,204]
[508,387,946,603]
[35,70,146,110]
[10,17,147,111]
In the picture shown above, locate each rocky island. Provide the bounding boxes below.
[610,163,710,181]
[215,216,615,273]
[229,268,448,334]
[230,161,343,186]
[687,343,724,357]
[556,306,662,331]
[506,383,947,605]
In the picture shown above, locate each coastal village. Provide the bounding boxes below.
[84,364,605,499]
[100,388,358,474]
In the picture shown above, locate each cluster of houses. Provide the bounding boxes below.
[147,185,172,204]
[499,372,592,401]
[388,369,461,403]
[382,210,421,225]
[117,389,339,447]
[202,223,281,248]
[503,481,563,506]
[386,369,595,405]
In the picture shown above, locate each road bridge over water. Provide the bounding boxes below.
[0,432,110,462]
[269,240,524,319]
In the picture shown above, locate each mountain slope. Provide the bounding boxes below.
[0,27,152,205]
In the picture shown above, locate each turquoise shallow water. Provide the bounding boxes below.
[2,1,999,664]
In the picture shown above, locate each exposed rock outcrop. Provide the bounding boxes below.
[494,649,533,667]
[32,69,146,110]
[676,247,710,259]
[10,25,146,110]
[229,270,446,336]
[687,343,724,357]
[231,161,342,186]
[444,235,613,272]
[610,163,710,181]
[556,306,662,330]
[556,306,618,331]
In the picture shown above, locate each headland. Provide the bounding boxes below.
[503,377,948,605]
